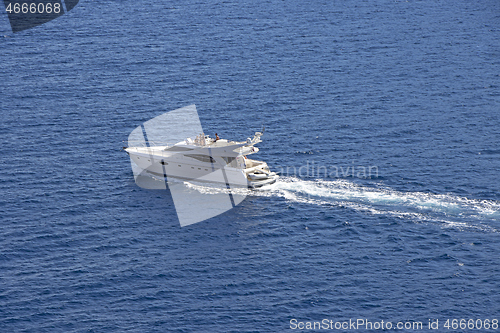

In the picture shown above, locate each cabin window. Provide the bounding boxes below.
[165,146,194,152]
[185,154,215,163]
[222,156,236,165]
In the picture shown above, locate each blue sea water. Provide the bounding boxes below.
[1,0,500,332]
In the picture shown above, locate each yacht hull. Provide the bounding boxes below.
[127,149,277,189]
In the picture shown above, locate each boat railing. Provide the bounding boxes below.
[125,140,176,148]
[124,137,243,148]
[124,140,212,148]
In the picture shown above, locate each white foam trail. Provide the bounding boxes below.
[183,177,500,232]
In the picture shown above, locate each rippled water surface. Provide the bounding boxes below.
[1,0,499,332]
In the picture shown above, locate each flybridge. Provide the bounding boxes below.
[186,131,263,148]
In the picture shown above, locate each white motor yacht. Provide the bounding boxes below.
[125,131,278,188]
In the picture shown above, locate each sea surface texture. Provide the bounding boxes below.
[1,0,500,332]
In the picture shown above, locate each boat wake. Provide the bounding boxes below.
[185,177,500,232]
